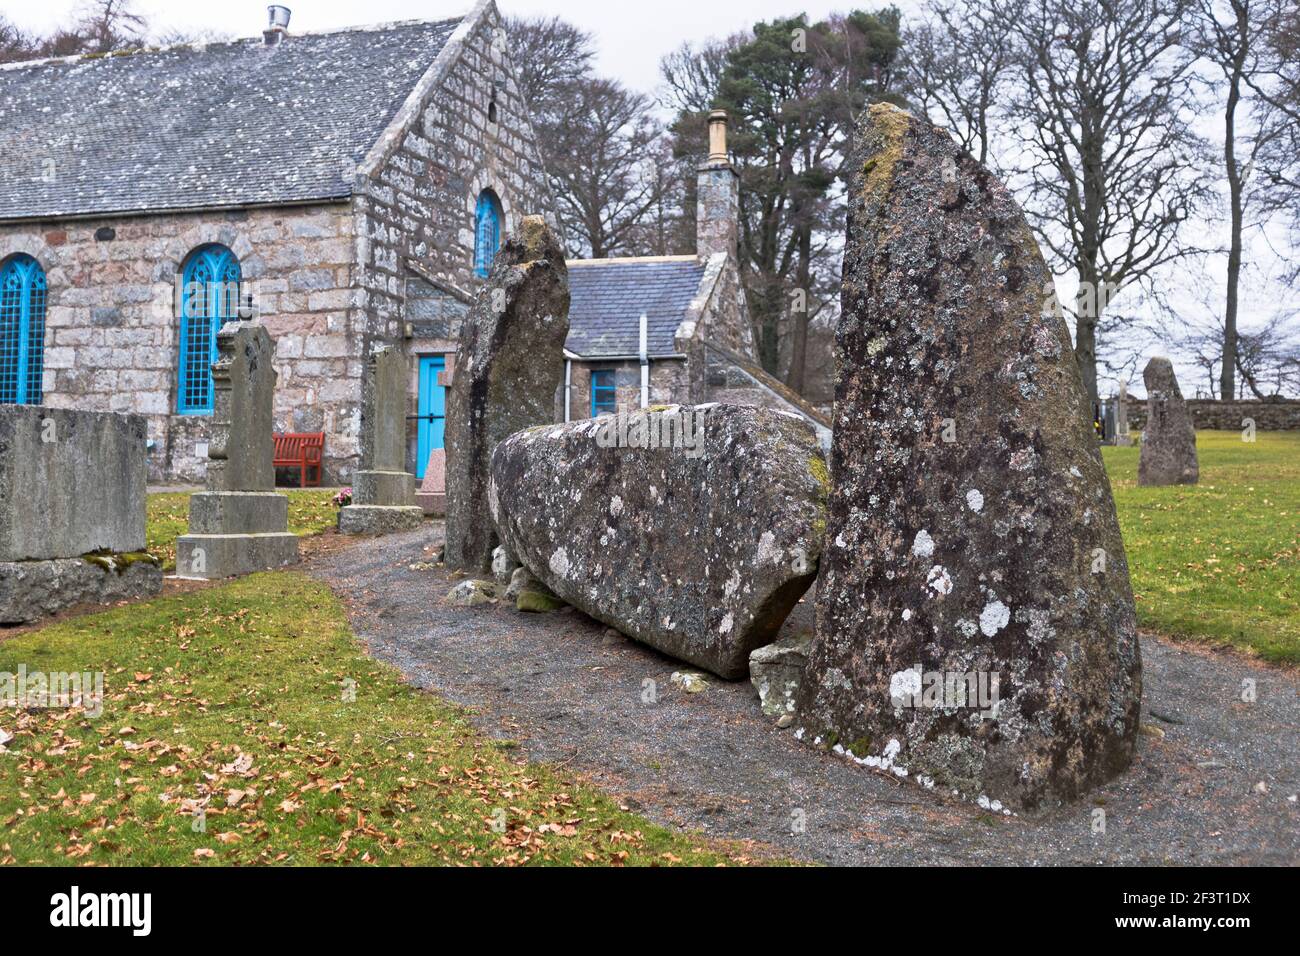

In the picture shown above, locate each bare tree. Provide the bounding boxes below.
[998,0,1212,410]
[1249,1,1300,283]
[546,78,671,259]
[901,0,1023,168]
[504,15,596,120]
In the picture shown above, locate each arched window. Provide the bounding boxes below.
[0,254,47,406]
[474,190,503,278]
[178,244,241,414]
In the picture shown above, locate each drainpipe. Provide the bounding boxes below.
[639,313,649,409]
[564,359,572,423]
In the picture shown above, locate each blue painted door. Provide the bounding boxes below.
[416,355,446,479]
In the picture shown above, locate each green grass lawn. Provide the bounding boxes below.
[146,491,339,571]
[1104,431,1300,664]
[0,573,751,866]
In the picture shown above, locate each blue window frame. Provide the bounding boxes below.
[178,244,241,414]
[0,254,47,406]
[590,369,617,417]
[474,190,503,278]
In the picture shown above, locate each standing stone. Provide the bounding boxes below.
[444,216,569,572]
[796,104,1141,811]
[416,448,447,516]
[339,346,424,534]
[1138,358,1198,486]
[176,323,299,579]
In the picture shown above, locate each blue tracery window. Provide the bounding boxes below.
[591,369,617,417]
[0,254,47,406]
[178,244,241,414]
[474,190,503,278]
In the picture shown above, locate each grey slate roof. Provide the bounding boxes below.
[565,258,706,358]
[0,19,461,221]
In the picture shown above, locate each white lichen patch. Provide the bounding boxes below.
[890,667,921,702]
[979,599,1011,636]
[609,495,624,516]
[755,531,782,566]
[719,612,734,634]
[927,565,953,595]
[549,547,571,578]
[912,529,935,558]
[966,489,984,513]
[902,608,913,621]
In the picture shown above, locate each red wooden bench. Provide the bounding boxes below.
[273,432,324,487]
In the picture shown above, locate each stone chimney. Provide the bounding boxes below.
[697,110,739,261]
[264,5,291,46]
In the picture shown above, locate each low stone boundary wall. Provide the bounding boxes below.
[1127,399,1300,432]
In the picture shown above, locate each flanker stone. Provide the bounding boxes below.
[490,404,828,680]
[0,405,147,562]
[750,634,812,718]
[796,105,1142,811]
[339,346,423,535]
[416,449,447,516]
[176,323,299,579]
[1138,358,1198,486]
[444,216,570,572]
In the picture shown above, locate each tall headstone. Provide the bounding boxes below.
[1138,357,1198,486]
[339,346,424,534]
[0,405,161,623]
[176,323,299,579]
[796,104,1142,811]
[1115,382,1133,446]
[444,216,570,572]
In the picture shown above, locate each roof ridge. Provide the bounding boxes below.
[567,255,701,266]
[0,15,465,72]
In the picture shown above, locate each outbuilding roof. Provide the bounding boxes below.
[564,257,707,358]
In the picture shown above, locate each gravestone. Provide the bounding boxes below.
[175,323,299,579]
[0,405,161,623]
[444,216,570,572]
[1138,357,1198,486]
[416,449,447,516]
[339,346,424,534]
[796,104,1141,811]
[490,404,828,678]
[1115,382,1133,446]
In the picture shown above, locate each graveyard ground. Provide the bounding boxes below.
[0,572,761,865]
[1103,431,1300,664]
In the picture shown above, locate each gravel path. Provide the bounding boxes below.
[308,525,1299,866]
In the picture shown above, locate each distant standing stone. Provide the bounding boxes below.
[1138,357,1198,486]
[444,216,570,572]
[796,104,1141,811]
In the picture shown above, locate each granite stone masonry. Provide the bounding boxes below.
[796,105,1142,812]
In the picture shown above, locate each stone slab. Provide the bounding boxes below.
[205,322,277,493]
[353,470,416,508]
[174,533,299,580]
[358,345,409,474]
[0,554,162,625]
[337,505,425,536]
[187,492,289,535]
[416,448,446,516]
[0,405,147,562]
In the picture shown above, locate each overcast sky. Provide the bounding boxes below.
[7,0,926,94]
